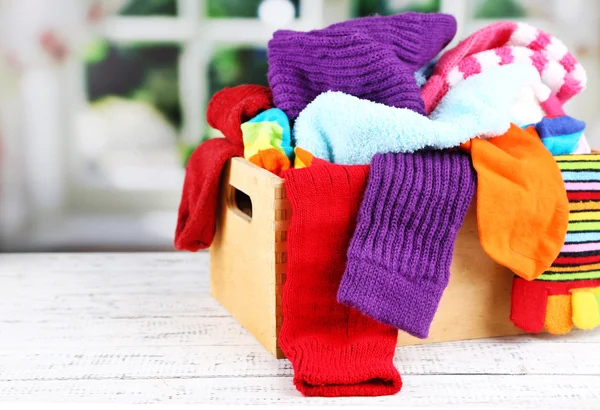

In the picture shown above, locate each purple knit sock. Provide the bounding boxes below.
[337,151,476,339]
[267,12,457,120]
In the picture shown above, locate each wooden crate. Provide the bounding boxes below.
[210,157,523,359]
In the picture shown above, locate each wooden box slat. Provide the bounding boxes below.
[210,158,522,359]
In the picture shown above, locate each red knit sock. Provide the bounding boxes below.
[293,147,331,169]
[281,164,402,397]
[174,85,273,251]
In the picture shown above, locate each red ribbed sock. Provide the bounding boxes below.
[281,164,402,397]
[174,85,273,251]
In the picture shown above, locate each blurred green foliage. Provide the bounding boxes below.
[207,0,262,18]
[208,48,269,103]
[353,0,440,16]
[207,0,300,17]
[119,0,177,16]
[116,0,526,19]
[474,0,526,18]
[85,44,182,129]
[179,141,197,167]
[82,39,110,64]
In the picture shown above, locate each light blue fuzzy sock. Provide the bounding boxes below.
[293,64,540,165]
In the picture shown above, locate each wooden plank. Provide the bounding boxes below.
[1,252,600,405]
[0,292,228,321]
[0,316,257,348]
[0,252,205,272]
[1,253,600,352]
[3,306,598,350]
[1,375,599,406]
[1,340,600,382]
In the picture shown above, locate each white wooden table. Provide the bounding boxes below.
[1,253,599,407]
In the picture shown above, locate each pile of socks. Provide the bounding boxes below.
[174,12,596,398]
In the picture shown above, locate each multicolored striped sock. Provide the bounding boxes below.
[511,154,600,334]
[242,108,293,176]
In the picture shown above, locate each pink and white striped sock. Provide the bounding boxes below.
[422,22,587,114]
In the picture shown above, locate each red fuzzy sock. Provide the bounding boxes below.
[175,138,241,251]
[281,164,402,397]
[175,85,273,251]
[207,85,273,146]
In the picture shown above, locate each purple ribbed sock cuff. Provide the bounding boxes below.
[338,151,476,338]
[338,258,445,339]
[267,12,456,119]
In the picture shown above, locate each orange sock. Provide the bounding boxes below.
[461,124,569,280]
[294,147,331,169]
[248,149,290,177]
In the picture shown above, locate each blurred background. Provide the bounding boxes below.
[0,0,598,251]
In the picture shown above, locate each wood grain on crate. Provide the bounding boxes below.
[211,158,523,359]
[1,253,600,406]
[273,183,289,359]
[210,158,291,358]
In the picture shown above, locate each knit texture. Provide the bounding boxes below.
[460,124,569,280]
[337,151,476,339]
[281,164,401,397]
[293,64,539,164]
[267,12,456,120]
[174,85,273,251]
[422,21,586,114]
[511,154,600,334]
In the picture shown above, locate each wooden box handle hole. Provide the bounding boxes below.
[228,185,253,222]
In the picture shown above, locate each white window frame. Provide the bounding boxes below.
[5,0,349,250]
[10,0,584,250]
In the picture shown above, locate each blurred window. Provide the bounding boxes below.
[59,0,325,248]
[119,0,177,16]
[469,0,544,19]
[208,46,268,103]
[353,0,441,17]
[207,0,300,18]
[76,43,183,191]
